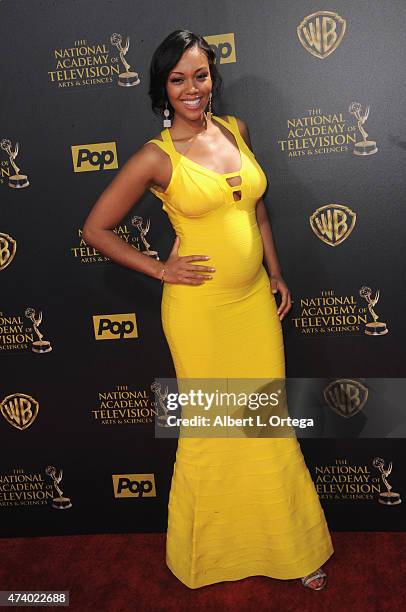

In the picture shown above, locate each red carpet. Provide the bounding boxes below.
[0,532,404,611]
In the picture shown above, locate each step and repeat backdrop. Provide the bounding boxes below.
[1,1,405,536]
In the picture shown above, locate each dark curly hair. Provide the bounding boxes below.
[148,29,223,119]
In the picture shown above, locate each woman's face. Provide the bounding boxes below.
[166,45,212,121]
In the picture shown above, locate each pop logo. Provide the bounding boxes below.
[92,313,138,340]
[204,33,236,64]
[112,473,156,498]
[71,142,118,172]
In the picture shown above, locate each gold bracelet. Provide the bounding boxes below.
[160,267,166,284]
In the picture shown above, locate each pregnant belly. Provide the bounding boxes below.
[173,213,264,291]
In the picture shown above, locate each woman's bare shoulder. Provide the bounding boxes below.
[133,132,167,163]
[115,133,169,185]
[123,133,171,191]
[141,128,171,162]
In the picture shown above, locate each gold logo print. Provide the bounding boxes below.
[359,286,389,336]
[324,379,368,418]
[112,473,156,498]
[204,33,236,64]
[25,308,53,353]
[297,11,346,59]
[45,465,72,509]
[48,39,121,89]
[110,33,140,87]
[372,457,402,505]
[151,381,170,427]
[0,232,17,271]
[92,313,138,340]
[0,139,30,188]
[349,102,378,156]
[310,204,356,246]
[71,142,118,173]
[0,393,39,430]
[131,215,159,259]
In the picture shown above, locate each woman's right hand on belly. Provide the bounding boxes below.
[162,236,216,285]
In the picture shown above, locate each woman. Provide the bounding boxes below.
[83,30,334,591]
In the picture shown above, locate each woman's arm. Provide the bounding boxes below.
[82,143,215,286]
[235,117,292,320]
[82,144,165,279]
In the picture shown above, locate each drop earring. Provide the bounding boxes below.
[204,92,213,123]
[163,101,171,128]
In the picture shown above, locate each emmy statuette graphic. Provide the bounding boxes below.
[45,465,72,509]
[110,33,141,87]
[25,307,53,353]
[132,215,159,259]
[372,457,402,505]
[0,138,30,188]
[151,381,171,427]
[349,102,378,156]
[359,286,388,335]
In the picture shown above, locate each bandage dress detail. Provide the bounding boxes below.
[147,115,334,589]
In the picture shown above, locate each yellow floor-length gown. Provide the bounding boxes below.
[147,115,334,589]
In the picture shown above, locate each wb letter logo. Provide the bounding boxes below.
[297,11,346,59]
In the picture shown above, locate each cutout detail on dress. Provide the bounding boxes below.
[226,175,242,187]
[226,175,242,201]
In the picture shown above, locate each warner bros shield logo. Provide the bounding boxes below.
[297,11,347,59]
[0,393,39,430]
[324,379,368,418]
[310,204,356,246]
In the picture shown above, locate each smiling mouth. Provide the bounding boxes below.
[181,97,202,109]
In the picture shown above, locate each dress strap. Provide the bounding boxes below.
[213,114,255,157]
[212,114,236,133]
[224,115,239,132]
[146,130,174,155]
[212,114,245,145]
[146,130,181,170]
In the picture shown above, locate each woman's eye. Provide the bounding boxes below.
[170,73,208,84]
